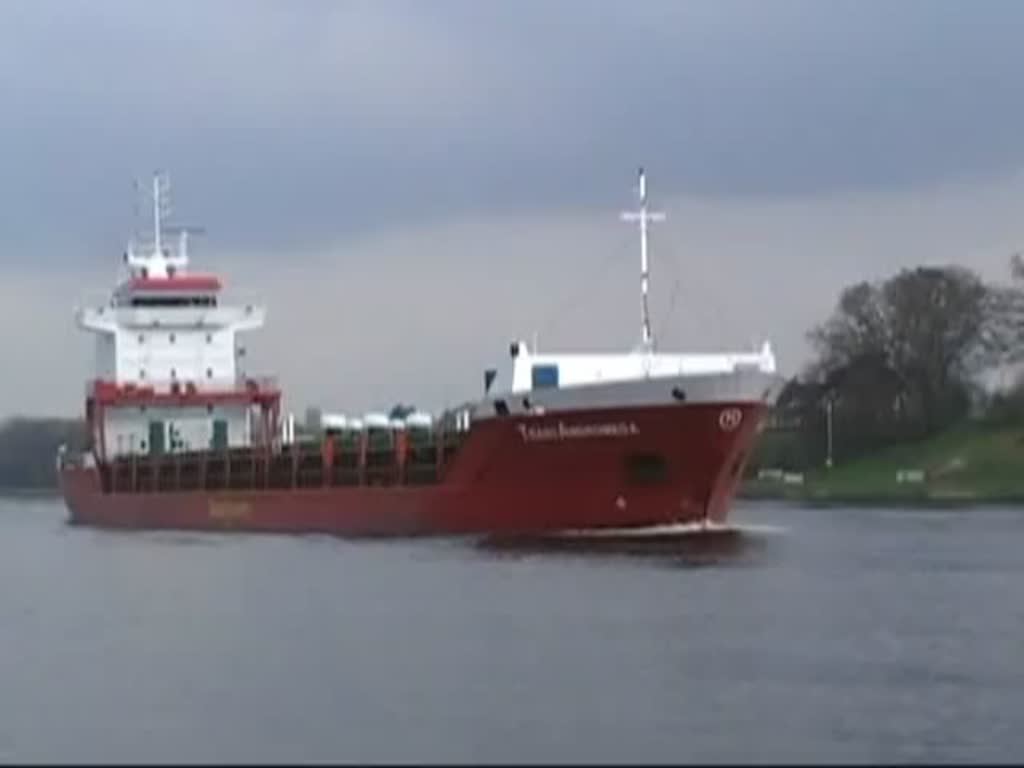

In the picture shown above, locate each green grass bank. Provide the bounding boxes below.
[741,422,1024,506]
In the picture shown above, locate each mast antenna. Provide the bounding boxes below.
[151,171,171,259]
[620,167,666,352]
[124,171,191,279]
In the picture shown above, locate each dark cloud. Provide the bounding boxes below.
[1,0,1023,259]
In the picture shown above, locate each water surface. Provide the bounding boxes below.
[0,498,1021,763]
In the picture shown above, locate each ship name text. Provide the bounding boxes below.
[516,420,640,443]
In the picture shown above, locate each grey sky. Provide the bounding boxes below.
[2,0,1024,416]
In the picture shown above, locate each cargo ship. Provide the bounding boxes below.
[57,169,782,536]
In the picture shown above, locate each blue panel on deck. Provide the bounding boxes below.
[531,364,560,390]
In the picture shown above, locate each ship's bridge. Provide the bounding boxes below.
[113,274,224,308]
[78,265,265,390]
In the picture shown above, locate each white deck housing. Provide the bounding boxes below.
[77,305,265,388]
[507,340,777,394]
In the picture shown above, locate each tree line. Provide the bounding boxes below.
[755,257,1024,471]
[0,417,86,490]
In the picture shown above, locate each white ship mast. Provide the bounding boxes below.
[152,172,165,259]
[124,171,198,280]
[620,166,666,353]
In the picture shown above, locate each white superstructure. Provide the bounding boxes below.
[508,340,777,394]
[76,173,279,459]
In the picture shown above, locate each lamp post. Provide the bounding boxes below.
[825,396,834,470]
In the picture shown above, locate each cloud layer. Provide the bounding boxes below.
[3,0,1024,256]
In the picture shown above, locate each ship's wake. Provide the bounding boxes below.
[475,520,786,566]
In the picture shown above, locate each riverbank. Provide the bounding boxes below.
[741,422,1024,507]
[738,486,1024,508]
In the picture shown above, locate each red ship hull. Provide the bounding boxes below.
[58,401,767,537]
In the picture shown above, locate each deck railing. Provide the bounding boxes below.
[87,375,281,399]
[98,429,467,495]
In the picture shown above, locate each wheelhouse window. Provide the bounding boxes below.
[128,295,217,308]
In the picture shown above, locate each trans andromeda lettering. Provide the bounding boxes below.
[516,420,640,442]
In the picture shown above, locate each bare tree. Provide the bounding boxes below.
[977,252,1024,367]
[807,265,990,443]
[884,266,987,433]
[808,280,891,370]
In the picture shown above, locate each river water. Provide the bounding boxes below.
[0,497,1021,764]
